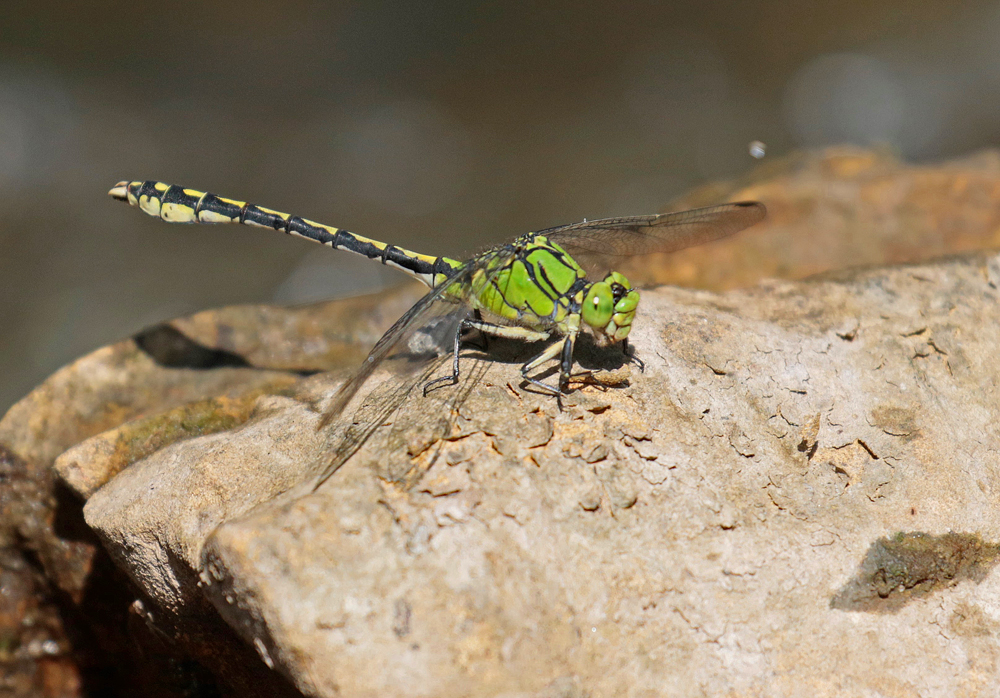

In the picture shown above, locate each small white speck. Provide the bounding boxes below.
[253,637,275,669]
[591,627,597,633]
[749,140,767,158]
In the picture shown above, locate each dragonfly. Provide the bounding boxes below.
[109,180,765,486]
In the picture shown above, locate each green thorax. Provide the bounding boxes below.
[445,233,590,332]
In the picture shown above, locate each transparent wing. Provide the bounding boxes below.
[540,201,766,273]
[311,246,516,489]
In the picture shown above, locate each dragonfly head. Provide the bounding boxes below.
[582,271,639,342]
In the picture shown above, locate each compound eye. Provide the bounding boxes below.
[582,282,614,329]
[611,282,626,303]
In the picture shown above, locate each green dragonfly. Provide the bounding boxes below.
[110,180,765,485]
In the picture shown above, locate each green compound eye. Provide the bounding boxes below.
[582,282,614,329]
[614,288,638,314]
[606,271,631,289]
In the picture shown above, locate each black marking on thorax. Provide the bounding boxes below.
[520,240,580,301]
[566,278,589,313]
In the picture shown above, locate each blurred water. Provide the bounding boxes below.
[2,0,1000,411]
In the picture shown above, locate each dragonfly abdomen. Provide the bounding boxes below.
[109,180,458,288]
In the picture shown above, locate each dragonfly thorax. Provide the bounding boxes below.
[581,271,639,342]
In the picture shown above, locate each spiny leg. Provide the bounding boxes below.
[558,330,578,392]
[461,323,584,399]
[423,316,579,399]
[424,317,622,399]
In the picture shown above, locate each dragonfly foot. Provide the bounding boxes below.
[623,339,644,372]
[423,374,458,396]
[521,373,568,398]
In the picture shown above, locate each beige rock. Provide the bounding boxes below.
[84,391,337,616]
[82,248,1000,697]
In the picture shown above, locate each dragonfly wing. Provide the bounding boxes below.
[539,201,766,276]
[313,300,468,489]
[312,247,516,488]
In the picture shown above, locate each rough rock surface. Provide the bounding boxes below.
[86,251,1000,697]
[8,147,1000,696]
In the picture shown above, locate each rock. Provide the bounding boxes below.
[0,445,85,697]
[2,285,424,471]
[84,391,336,617]
[91,249,1000,696]
[0,288,405,696]
[10,148,1000,696]
[57,391,292,499]
[167,284,426,371]
[628,146,1000,290]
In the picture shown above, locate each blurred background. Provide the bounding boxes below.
[3,0,1000,411]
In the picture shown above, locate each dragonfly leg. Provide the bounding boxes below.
[423,317,470,395]
[465,319,550,343]
[623,338,644,372]
[520,336,569,397]
[427,316,567,397]
[558,330,579,393]
[468,309,489,351]
[461,318,566,396]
